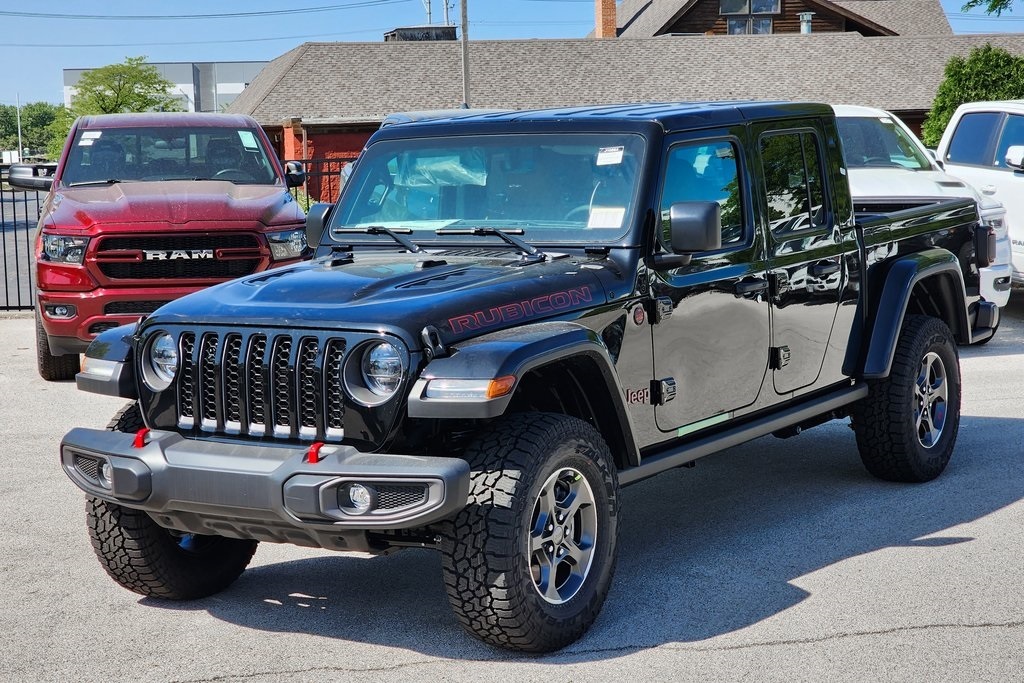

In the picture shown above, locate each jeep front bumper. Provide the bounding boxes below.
[60,428,470,549]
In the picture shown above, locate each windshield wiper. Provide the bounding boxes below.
[66,178,122,187]
[435,226,546,261]
[332,225,423,253]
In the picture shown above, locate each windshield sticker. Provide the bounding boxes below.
[81,131,102,139]
[237,131,259,149]
[596,146,624,166]
[588,207,626,229]
[78,139,96,146]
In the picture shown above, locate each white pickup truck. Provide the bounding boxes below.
[834,104,1013,313]
[935,100,1024,289]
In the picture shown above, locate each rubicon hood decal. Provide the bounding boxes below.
[448,286,594,333]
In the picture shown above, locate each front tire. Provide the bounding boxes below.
[35,313,79,381]
[439,413,620,653]
[851,315,961,482]
[86,402,258,600]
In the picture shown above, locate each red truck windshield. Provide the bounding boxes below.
[61,126,279,186]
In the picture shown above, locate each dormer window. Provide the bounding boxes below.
[721,0,780,34]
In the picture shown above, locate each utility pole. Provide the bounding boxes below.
[443,0,452,25]
[422,0,432,24]
[15,93,24,161]
[460,0,470,107]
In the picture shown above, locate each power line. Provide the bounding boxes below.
[4,28,394,49]
[0,1,410,21]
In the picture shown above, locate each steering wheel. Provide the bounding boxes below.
[212,168,255,182]
[564,205,591,222]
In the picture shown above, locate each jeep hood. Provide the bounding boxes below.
[47,181,300,228]
[149,251,611,345]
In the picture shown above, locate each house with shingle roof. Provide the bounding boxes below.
[227,0,1024,200]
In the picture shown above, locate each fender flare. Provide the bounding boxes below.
[75,322,139,399]
[407,320,639,460]
[862,249,970,379]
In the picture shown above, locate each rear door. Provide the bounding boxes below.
[751,119,847,394]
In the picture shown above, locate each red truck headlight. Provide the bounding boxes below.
[42,235,90,264]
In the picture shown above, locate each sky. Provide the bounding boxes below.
[1,0,1022,107]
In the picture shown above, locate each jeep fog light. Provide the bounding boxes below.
[342,483,376,514]
[424,376,516,400]
[98,461,113,489]
[268,230,307,260]
[142,332,178,391]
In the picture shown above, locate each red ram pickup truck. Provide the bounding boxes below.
[9,112,308,380]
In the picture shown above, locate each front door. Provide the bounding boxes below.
[651,130,770,437]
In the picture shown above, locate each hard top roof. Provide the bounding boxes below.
[76,112,262,129]
[372,101,835,137]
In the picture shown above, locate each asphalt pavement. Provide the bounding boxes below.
[0,300,1022,682]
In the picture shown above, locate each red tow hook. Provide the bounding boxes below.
[306,442,325,464]
[132,428,151,449]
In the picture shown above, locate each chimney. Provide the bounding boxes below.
[799,12,815,34]
[596,0,617,39]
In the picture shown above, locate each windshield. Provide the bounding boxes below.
[61,126,279,185]
[331,133,646,244]
[836,116,933,170]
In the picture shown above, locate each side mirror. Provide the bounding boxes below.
[305,202,334,249]
[284,160,306,188]
[1005,145,1024,170]
[925,148,944,170]
[653,201,722,268]
[7,163,54,191]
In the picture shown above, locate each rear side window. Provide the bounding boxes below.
[760,131,827,234]
[946,112,1001,166]
[994,114,1024,167]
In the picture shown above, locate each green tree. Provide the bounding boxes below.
[45,106,77,159]
[921,44,1024,147]
[47,56,184,153]
[961,0,1015,15]
[0,101,62,158]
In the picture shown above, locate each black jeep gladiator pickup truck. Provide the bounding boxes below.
[61,102,998,652]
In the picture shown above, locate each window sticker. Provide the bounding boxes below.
[587,207,626,228]
[237,131,259,150]
[596,146,624,166]
[82,131,102,139]
[78,139,95,146]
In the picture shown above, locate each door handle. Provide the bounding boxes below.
[809,261,840,278]
[735,277,769,295]
[981,185,997,195]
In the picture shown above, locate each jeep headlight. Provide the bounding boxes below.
[267,229,307,260]
[42,235,90,264]
[344,341,404,405]
[142,332,178,391]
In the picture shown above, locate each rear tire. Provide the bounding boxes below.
[35,313,79,381]
[439,413,620,653]
[851,315,961,482]
[86,401,258,600]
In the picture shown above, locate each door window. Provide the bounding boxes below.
[946,112,1001,166]
[760,131,827,234]
[994,114,1024,167]
[660,140,745,247]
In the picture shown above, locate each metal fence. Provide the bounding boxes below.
[0,167,42,311]
[290,157,353,206]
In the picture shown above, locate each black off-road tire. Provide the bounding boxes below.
[439,413,620,653]
[35,313,79,381]
[851,315,961,482]
[86,402,258,600]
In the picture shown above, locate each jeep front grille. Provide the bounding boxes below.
[175,331,347,441]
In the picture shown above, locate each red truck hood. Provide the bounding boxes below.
[49,180,301,229]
